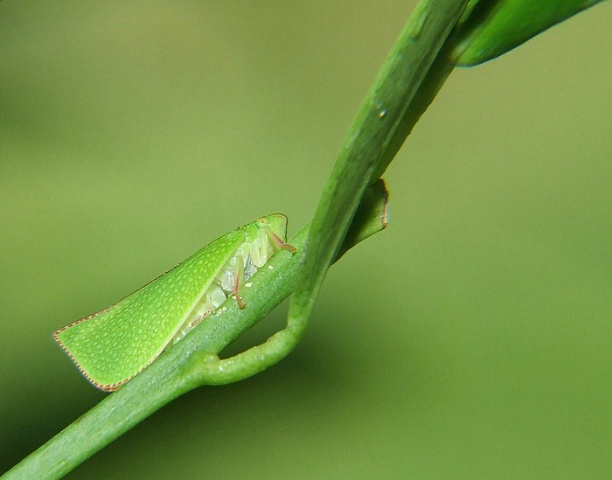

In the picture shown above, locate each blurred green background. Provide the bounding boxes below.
[1,2,611,478]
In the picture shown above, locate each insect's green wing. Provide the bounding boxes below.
[54,227,248,391]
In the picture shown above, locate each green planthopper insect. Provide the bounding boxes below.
[54,214,296,391]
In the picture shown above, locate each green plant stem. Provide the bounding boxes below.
[4,0,604,477]
[285,0,470,375]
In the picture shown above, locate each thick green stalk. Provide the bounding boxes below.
[284,0,470,378]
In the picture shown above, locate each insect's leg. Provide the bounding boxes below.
[232,255,246,309]
[266,228,297,254]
